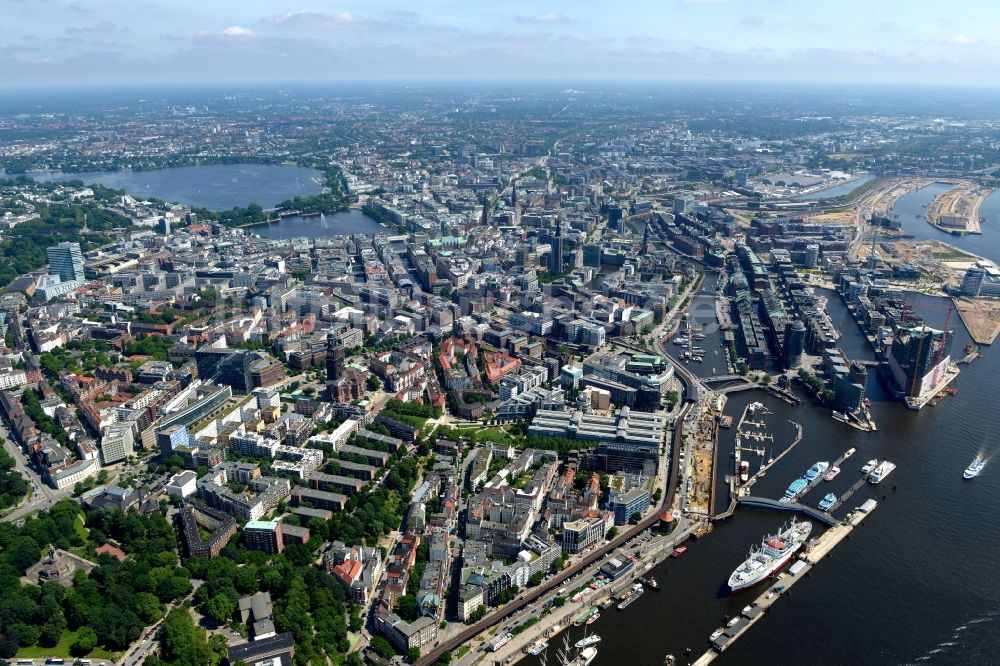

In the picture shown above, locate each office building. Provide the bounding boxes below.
[47,242,85,283]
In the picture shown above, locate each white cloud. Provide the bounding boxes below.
[518,12,574,24]
[947,34,977,45]
[270,11,379,30]
[66,21,117,34]
[220,25,255,38]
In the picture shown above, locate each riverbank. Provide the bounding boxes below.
[477,523,699,666]
[925,181,990,235]
[952,297,1000,345]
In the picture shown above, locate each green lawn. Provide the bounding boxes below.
[74,515,90,541]
[16,628,116,660]
[69,515,96,559]
[471,427,515,445]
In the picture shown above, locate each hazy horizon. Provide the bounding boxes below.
[3,0,1000,88]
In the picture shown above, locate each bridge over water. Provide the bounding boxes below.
[736,495,839,526]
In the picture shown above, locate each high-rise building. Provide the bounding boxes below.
[195,348,254,394]
[46,242,84,283]
[888,325,952,398]
[783,320,806,370]
[100,423,135,465]
[549,219,564,275]
[243,520,284,553]
[961,267,985,297]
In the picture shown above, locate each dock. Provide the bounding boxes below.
[746,420,803,486]
[715,419,802,521]
[795,448,854,503]
[692,502,879,664]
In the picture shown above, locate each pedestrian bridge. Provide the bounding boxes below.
[737,495,839,526]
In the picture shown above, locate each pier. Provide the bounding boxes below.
[745,420,803,486]
[794,448,855,502]
[692,502,879,664]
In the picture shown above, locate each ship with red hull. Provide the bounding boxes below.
[727,518,813,592]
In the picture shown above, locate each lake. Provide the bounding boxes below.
[31,163,324,211]
[249,209,390,240]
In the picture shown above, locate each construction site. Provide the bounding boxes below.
[953,297,1000,345]
[925,181,990,235]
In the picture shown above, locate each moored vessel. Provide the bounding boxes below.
[571,646,599,666]
[818,493,837,511]
[823,466,840,481]
[727,518,813,592]
[616,584,644,610]
[782,478,808,501]
[574,607,599,626]
[869,460,896,484]
[575,634,601,649]
[804,461,830,481]
[861,459,879,474]
[528,639,549,655]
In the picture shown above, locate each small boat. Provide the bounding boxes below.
[739,460,750,484]
[571,647,599,666]
[818,493,837,511]
[709,627,725,642]
[804,461,830,481]
[575,635,602,649]
[617,584,644,610]
[528,639,549,655]
[782,478,808,500]
[672,546,687,558]
[823,466,841,482]
[964,456,985,479]
[639,576,659,590]
[586,612,601,625]
[869,460,896,484]
[861,459,879,474]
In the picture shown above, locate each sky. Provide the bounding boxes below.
[2,0,1000,88]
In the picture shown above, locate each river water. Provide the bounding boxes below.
[524,183,1000,666]
[31,163,323,210]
